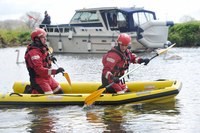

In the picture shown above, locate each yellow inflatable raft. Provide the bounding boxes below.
[0,79,182,106]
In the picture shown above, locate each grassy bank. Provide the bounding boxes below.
[0,28,31,48]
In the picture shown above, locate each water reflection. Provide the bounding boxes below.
[102,107,125,133]
[27,107,56,133]
[123,101,181,132]
[132,101,179,115]
[86,106,125,133]
[85,101,179,133]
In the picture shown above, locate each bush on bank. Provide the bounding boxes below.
[169,21,200,47]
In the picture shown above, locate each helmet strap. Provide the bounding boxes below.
[115,45,121,52]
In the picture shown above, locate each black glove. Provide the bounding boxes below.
[56,67,65,74]
[112,77,120,83]
[51,56,57,64]
[141,58,150,65]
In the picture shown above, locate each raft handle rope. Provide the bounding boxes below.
[10,93,23,97]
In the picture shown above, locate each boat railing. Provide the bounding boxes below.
[40,24,113,35]
[40,24,75,34]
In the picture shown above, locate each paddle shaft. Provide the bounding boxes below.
[149,53,159,61]
[119,48,164,80]
[148,43,176,61]
[54,61,60,69]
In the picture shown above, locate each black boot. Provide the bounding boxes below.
[54,89,64,94]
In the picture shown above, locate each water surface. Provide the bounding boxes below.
[0,47,199,133]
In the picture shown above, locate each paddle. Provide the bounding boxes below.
[48,46,71,86]
[150,43,176,60]
[84,43,176,106]
[48,46,53,54]
[84,88,106,107]
[54,62,71,86]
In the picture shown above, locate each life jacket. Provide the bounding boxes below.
[25,43,52,69]
[104,46,131,77]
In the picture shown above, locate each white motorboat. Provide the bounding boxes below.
[41,7,174,53]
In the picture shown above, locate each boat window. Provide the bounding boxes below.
[59,28,63,33]
[88,12,99,21]
[48,28,53,32]
[106,12,117,27]
[117,12,127,27]
[133,11,154,26]
[55,28,59,33]
[117,12,126,21]
[45,28,50,32]
[71,11,99,22]
[106,11,127,31]
[80,12,90,21]
[54,27,63,33]
[64,28,69,32]
[71,12,82,21]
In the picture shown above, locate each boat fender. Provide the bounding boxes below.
[164,41,172,48]
[87,41,92,51]
[58,41,63,51]
[68,30,73,40]
[87,34,92,51]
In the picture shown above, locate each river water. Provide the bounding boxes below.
[0,47,199,133]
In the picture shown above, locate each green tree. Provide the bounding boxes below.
[169,21,200,47]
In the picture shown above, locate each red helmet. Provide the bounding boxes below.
[117,33,131,46]
[31,28,47,41]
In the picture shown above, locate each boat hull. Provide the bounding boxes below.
[0,80,182,106]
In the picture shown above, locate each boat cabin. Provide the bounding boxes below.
[70,7,156,32]
[41,7,173,53]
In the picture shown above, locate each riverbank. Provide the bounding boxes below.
[0,28,31,48]
[1,20,200,48]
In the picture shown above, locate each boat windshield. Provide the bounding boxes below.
[133,11,155,26]
[71,11,99,22]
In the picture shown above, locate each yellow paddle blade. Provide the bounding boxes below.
[84,88,106,106]
[157,43,176,55]
[63,72,71,86]
[48,46,53,54]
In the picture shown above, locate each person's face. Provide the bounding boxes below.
[39,36,46,45]
[119,44,129,52]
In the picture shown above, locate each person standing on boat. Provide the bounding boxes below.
[41,11,51,25]
[24,28,64,94]
[101,33,150,94]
